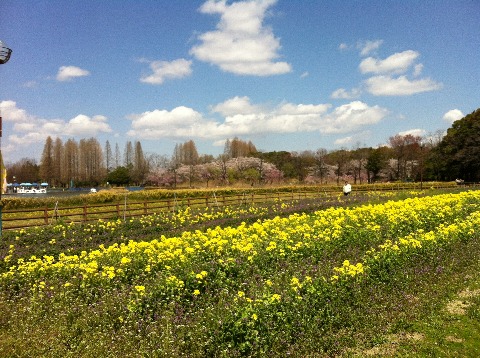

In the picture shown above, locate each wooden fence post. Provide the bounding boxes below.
[44,207,49,225]
[83,204,87,222]
[144,201,148,215]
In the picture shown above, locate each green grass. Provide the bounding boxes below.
[341,238,480,358]
[393,271,480,357]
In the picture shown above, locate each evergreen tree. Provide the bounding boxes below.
[433,108,480,181]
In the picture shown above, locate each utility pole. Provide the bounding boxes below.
[0,40,13,235]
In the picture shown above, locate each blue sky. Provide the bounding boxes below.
[1,0,479,163]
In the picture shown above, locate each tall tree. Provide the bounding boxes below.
[223,139,231,158]
[293,151,315,182]
[433,108,480,181]
[63,139,79,187]
[53,138,63,187]
[351,146,370,184]
[216,154,229,185]
[131,141,148,185]
[424,130,446,181]
[105,140,113,173]
[115,143,121,168]
[314,148,329,184]
[182,140,199,166]
[124,141,134,168]
[224,137,257,158]
[170,143,182,188]
[39,136,54,184]
[388,134,422,181]
[365,147,389,183]
[79,138,104,185]
[327,149,351,184]
[182,140,199,187]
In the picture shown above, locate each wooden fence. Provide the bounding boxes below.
[0,183,471,231]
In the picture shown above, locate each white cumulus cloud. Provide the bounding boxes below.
[359,50,419,74]
[320,101,389,134]
[0,101,112,157]
[56,65,90,81]
[357,39,383,56]
[442,109,464,124]
[190,0,291,76]
[365,75,442,96]
[64,115,112,136]
[398,128,426,137]
[127,106,214,139]
[127,97,388,140]
[331,87,361,99]
[334,136,353,145]
[211,96,263,116]
[342,42,442,98]
[0,100,31,122]
[140,58,192,85]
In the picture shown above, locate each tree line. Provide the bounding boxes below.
[5,108,480,187]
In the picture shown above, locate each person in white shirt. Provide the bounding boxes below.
[343,181,352,196]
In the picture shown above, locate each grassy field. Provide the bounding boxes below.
[1,187,479,357]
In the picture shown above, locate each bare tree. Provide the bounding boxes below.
[39,136,54,184]
[131,141,148,185]
[224,137,257,158]
[327,149,351,184]
[115,143,121,168]
[105,140,113,173]
[183,140,199,187]
[314,148,329,184]
[63,139,79,187]
[351,146,369,184]
[53,138,63,187]
[79,138,105,185]
[146,153,169,171]
[124,141,134,168]
[389,134,422,181]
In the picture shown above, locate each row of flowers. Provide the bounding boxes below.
[2,191,479,300]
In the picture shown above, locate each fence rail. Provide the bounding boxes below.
[1,183,473,231]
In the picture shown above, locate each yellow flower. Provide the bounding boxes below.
[120,257,131,265]
[134,285,145,295]
[270,294,281,303]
